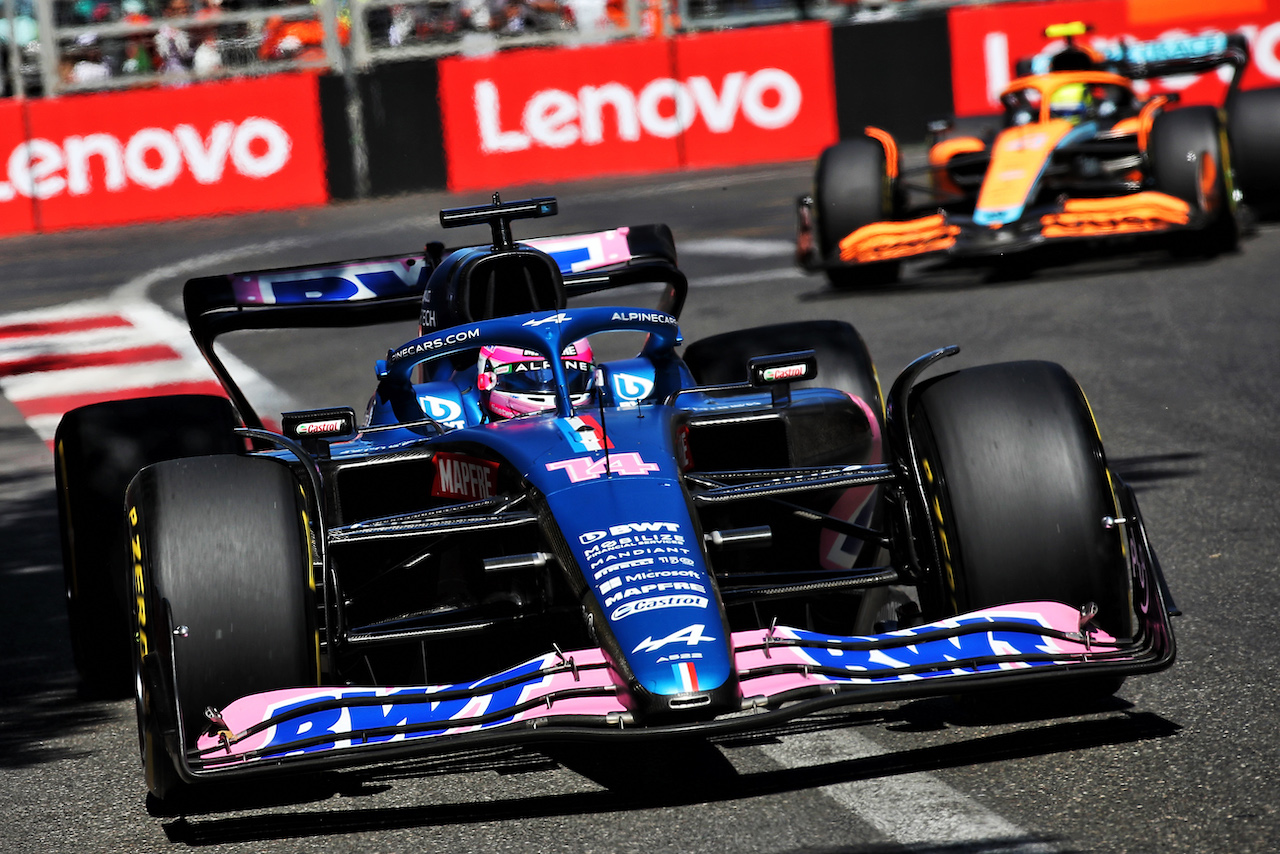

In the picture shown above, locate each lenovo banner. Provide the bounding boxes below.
[438,22,837,191]
[950,0,1280,116]
[0,74,328,236]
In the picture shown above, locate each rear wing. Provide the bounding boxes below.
[182,223,684,428]
[1021,30,1249,91]
[1117,31,1249,85]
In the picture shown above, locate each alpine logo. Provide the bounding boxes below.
[522,313,572,327]
[632,623,716,654]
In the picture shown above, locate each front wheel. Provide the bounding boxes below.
[908,361,1131,647]
[814,136,902,288]
[1148,106,1238,256]
[127,454,318,802]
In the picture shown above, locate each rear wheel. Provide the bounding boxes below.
[54,395,241,697]
[908,361,1131,689]
[127,454,317,802]
[684,319,882,416]
[684,321,887,629]
[1148,106,1238,256]
[814,136,902,288]
[1228,87,1280,217]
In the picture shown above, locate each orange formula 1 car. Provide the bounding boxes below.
[796,23,1280,287]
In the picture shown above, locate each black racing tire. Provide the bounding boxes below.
[1148,106,1238,255]
[1228,87,1280,217]
[54,395,241,698]
[127,454,316,802]
[908,361,1131,647]
[813,136,902,288]
[683,319,882,425]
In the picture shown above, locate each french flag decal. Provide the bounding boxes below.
[674,662,699,693]
[558,415,614,452]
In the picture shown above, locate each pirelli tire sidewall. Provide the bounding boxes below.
[127,453,316,801]
[907,361,1132,642]
[1227,86,1280,216]
[813,135,901,268]
[126,473,181,800]
[1148,105,1238,253]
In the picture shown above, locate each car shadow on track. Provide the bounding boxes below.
[0,423,119,771]
[158,708,1180,847]
[1110,453,1202,491]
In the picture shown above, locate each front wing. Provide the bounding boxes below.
[816,191,1198,268]
[179,599,1174,784]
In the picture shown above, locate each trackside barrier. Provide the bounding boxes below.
[0,73,327,235]
[438,22,839,192]
[5,1,1280,235]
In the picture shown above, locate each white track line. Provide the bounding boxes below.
[761,729,1060,852]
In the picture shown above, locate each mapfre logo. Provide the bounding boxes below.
[0,118,291,202]
[474,69,802,153]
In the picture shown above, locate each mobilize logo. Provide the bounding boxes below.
[474,68,803,153]
[0,118,293,202]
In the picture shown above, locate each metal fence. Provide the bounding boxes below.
[2,0,1027,98]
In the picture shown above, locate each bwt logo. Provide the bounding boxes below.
[579,521,681,544]
[0,118,292,202]
[475,69,803,153]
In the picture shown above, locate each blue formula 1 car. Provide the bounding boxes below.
[53,196,1177,808]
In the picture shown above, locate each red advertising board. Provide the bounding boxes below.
[0,100,36,236]
[949,0,1280,117]
[0,73,328,236]
[438,22,837,192]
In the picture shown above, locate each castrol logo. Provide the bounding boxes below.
[475,69,803,153]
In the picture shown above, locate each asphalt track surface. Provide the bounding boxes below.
[1,162,1277,853]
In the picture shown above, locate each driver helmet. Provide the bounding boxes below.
[1049,82,1092,121]
[477,338,595,419]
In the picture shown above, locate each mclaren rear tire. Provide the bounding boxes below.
[127,454,317,804]
[1148,106,1238,256]
[54,394,241,698]
[814,136,902,288]
[908,361,1131,697]
[1228,86,1280,218]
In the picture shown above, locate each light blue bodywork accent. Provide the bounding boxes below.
[972,121,1099,228]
